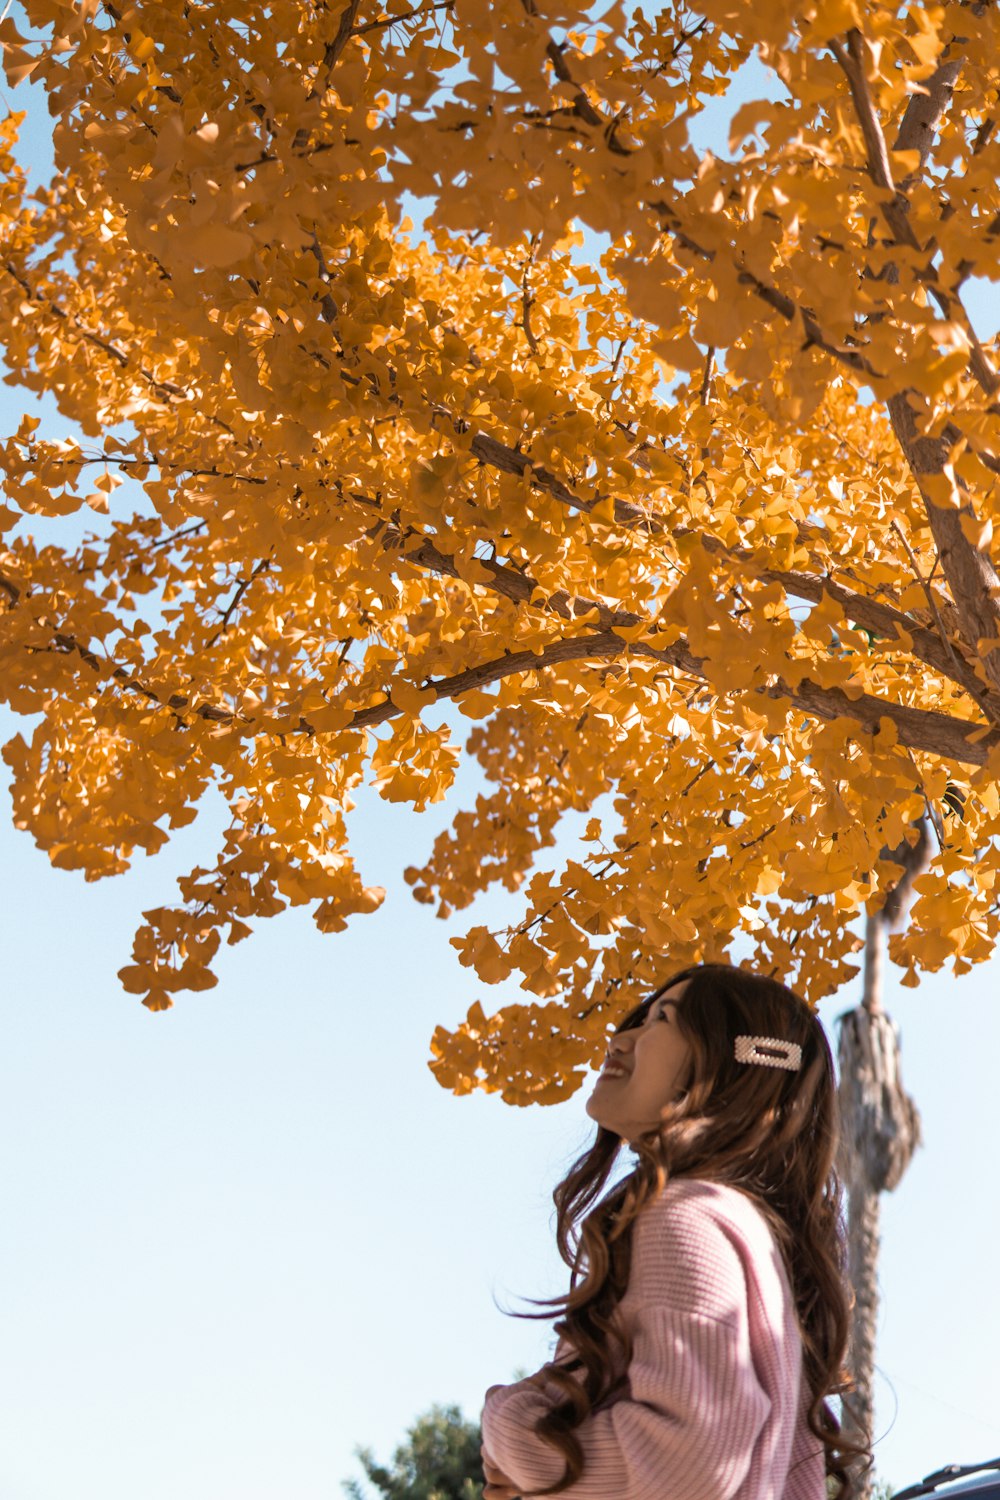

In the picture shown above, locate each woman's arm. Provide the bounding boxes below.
[481,1185,777,1500]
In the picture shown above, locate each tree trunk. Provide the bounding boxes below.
[842,1174,881,1477]
[836,817,928,1497]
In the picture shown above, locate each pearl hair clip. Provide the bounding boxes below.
[734,1035,802,1072]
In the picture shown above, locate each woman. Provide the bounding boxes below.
[480,962,867,1500]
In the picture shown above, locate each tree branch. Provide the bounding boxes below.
[390,521,989,712]
[290,0,363,151]
[829,31,922,253]
[893,53,964,176]
[1,262,239,438]
[645,201,881,380]
[205,555,273,651]
[343,626,1000,766]
[5,554,997,764]
[832,31,1000,402]
[350,2,455,40]
[884,392,1000,700]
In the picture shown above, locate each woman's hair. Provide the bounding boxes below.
[507,962,868,1498]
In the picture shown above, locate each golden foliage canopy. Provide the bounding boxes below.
[1,0,999,1103]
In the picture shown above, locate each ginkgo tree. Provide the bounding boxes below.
[0,0,998,1105]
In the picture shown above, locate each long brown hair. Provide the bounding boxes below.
[507,962,869,1498]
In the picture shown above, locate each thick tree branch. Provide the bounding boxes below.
[831,18,1000,548]
[458,423,667,533]
[893,54,964,174]
[391,524,993,714]
[651,169,1000,467]
[829,32,923,253]
[832,33,1000,402]
[653,45,1000,702]
[382,523,1000,752]
[342,627,1000,766]
[894,49,1000,398]
[6,558,996,764]
[885,394,1000,698]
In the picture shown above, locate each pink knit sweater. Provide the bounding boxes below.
[481,1178,827,1499]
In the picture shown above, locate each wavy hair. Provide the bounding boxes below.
[507,962,869,1498]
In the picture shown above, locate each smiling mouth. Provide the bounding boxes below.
[600,1067,629,1080]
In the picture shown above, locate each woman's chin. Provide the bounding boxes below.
[584,1093,612,1129]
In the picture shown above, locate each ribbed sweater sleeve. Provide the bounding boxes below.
[480,1181,778,1500]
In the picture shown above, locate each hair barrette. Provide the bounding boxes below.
[734,1035,802,1072]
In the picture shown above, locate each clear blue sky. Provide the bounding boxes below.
[1,16,998,1500]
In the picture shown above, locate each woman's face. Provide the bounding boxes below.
[585,980,694,1144]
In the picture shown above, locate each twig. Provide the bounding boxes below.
[351,1,454,39]
[519,234,541,356]
[206,555,273,650]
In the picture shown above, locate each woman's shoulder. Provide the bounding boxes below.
[628,1177,785,1313]
[640,1175,776,1240]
